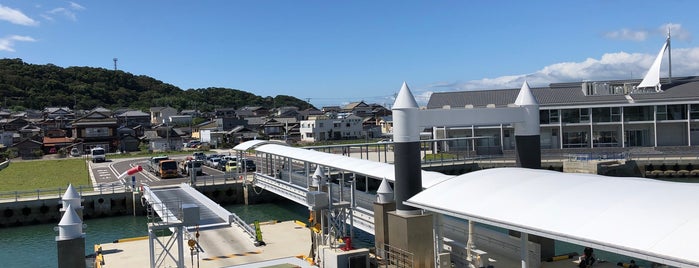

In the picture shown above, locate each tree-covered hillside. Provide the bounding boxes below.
[0,58,313,112]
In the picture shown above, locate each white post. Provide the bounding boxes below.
[521,232,529,268]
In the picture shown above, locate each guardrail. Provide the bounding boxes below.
[0,183,126,203]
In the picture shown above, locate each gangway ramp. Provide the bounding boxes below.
[252,173,376,234]
[141,183,233,228]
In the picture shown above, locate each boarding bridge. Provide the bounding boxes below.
[140,183,259,268]
[141,183,235,227]
[252,173,376,234]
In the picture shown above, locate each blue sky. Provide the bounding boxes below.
[2,1,699,108]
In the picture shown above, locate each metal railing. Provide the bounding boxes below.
[374,244,414,268]
[0,183,125,203]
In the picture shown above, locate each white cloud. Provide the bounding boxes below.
[425,46,699,97]
[43,2,85,22]
[0,4,39,26]
[660,23,691,42]
[0,35,36,52]
[604,28,648,41]
[48,7,76,21]
[69,2,85,11]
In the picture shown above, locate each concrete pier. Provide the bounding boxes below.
[97,220,312,268]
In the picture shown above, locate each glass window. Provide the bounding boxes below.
[592,107,611,122]
[667,104,687,120]
[580,109,590,123]
[562,131,588,148]
[593,131,618,147]
[562,109,580,123]
[691,104,699,119]
[540,110,550,124]
[623,106,653,121]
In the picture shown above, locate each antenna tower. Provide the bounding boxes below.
[113,58,118,71]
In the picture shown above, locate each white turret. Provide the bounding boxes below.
[311,166,325,187]
[56,204,84,240]
[376,178,394,204]
[60,184,81,212]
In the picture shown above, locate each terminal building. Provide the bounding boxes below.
[426,37,699,154]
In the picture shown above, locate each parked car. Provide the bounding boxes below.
[193,152,206,161]
[241,159,256,172]
[225,160,238,173]
[218,159,229,171]
[208,157,222,169]
[187,140,201,148]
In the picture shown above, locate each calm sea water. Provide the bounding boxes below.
[0,201,313,268]
[0,200,646,268]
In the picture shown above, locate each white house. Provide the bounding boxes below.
[300,114,363,142]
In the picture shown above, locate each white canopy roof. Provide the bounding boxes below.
[233,140,453,188]
[405,167,699,267]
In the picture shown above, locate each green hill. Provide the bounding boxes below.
[0,58,313,112]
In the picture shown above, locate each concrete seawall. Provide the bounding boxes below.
[0,183,284,228]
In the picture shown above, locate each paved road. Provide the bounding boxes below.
[87,153,231,192]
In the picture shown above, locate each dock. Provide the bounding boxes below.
[97,220,314,268]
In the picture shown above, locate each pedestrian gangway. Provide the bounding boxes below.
[141,183,236,228]
[251,173,376,234]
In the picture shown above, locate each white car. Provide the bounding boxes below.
[70,148,80,157]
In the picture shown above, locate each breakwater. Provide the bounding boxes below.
[0,182,284,228]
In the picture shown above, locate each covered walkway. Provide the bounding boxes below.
[406,167,699,267]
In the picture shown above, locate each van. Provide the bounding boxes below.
[91,147,106,163]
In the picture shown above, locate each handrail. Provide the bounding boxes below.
[0,183,126,203]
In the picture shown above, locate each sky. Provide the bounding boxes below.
[2,1,699,108]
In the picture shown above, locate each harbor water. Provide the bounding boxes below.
[0,201,315,268]
[1,199,647,268]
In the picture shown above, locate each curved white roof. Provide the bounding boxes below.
[234,140,452,188]
[405,167,699,267]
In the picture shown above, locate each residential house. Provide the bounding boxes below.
[11,138,42,159]
[117,126,141,152]
[215,108,237,118]
[71,111,119,153]
[236,106,269,117]
[116,110,151,129]
[169,115,193,126]
[181,109,201,118]
[43,107,75,120]
[215,117,248,131]
[321,106,341,114]
[342,101,373,117]
[227,125,259,144]
[378,116,393,135]
[144,126,182,152]
[1,118,30,131]
[149,106,177,125]
[299,114,363,142]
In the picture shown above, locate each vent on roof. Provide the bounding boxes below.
[582,82,639,96]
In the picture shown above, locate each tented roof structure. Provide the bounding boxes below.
[405,167,699,267]
[233,140,453,188]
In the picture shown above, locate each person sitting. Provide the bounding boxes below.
[578,247,596,268]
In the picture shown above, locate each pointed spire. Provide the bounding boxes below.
[57,204,84,240]
[514,81,538,106]
[376,178,394,204]
[62,184,80,200]
[392,82,419,110]
[61,184,81,211]
[311,166,325,187]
